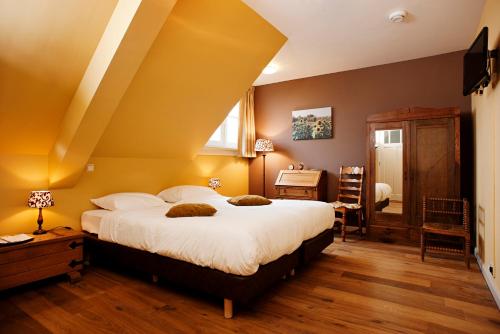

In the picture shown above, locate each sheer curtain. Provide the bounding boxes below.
[239,87,256,158]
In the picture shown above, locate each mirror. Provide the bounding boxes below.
[375,129,403,215]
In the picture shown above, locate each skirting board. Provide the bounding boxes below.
[475,248,500,309]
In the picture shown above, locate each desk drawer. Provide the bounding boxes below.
[278,187,315,199]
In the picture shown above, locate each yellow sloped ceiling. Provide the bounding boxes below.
[92,0,287,159]
[0,0,118,155]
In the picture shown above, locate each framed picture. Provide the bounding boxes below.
[292,107,333,140]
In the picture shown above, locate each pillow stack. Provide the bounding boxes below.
[157,185,217,202]
[91,192,166,210]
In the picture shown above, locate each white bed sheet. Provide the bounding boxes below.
[96,194,334,276]
[375,183,392,202]
[81,210,113,234]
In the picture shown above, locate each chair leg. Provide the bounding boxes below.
[465,238,470,269]
[341,211,346,242]
[420,232,425,262]
[357,210,362,236]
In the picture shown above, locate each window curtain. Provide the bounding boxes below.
[239,87,256,157]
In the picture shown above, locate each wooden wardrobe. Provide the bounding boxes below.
[366,107,461,244]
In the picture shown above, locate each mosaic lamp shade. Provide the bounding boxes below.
[254,139,274,152]
[28,190,54,235]
[28,191,54,208]
[208,178,221,190]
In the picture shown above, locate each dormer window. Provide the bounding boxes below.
[205,102,240,150]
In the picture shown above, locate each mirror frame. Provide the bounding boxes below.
[366,121,410,234]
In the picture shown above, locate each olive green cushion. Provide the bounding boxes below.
[166,203,217,218]
[227,195,272,206]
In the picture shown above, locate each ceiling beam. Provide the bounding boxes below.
[48,0,177,188]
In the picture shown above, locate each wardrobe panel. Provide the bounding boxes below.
[410,118,459,226]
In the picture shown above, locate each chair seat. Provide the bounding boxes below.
[330,201,361,210]
[422,222,466,237]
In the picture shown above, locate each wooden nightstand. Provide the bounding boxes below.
[0,229,84,291]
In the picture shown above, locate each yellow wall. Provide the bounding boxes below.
[472,0,500,303]
[0,155,248,235]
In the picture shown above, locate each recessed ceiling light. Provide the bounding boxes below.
[389,10,407,23]
[263,64,278,75]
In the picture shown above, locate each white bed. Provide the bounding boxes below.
[81,193,334,276]
[375,182,392,202]
[81,210,112,234]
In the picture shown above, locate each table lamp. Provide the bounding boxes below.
[255,139,274,197]
[208,177,221,190]
[28,190,54,235]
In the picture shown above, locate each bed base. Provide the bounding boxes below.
[84,228,333,318]
[375,197,390,212]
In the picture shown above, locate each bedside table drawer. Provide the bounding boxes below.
[0,248,83,278]
[0,238,83,265]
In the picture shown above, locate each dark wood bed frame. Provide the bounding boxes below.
[84,228,333,318]
[375,197,390,212]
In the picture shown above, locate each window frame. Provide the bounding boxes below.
[200,102,241,156]
[375,129,402,147]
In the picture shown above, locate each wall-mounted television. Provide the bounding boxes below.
[463,27,490,96]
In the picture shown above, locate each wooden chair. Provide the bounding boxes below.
[330,166,364,242]
[421,197,470,268]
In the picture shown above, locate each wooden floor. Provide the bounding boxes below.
[1,237,499,334]
[381,200,403,214]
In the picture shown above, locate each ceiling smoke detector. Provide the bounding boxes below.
[389,10,407,23]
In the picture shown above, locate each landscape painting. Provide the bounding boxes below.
[292,107,333,140]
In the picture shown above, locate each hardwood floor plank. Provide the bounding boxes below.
[0,298,51,334]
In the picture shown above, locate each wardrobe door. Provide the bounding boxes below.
[409,117,460,227]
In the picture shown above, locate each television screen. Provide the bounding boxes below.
[463,27,489,96]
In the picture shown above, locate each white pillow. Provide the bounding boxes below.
[90,192,166,211]
[157,185,217,203]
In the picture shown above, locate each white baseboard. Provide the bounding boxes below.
[475,248,500,309]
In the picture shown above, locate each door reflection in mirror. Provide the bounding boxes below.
[375,129,403,215]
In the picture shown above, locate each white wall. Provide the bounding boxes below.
[473,0,500,307]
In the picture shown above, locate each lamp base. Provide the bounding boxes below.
[33,228,47,235]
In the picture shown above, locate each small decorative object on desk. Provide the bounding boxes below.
[208,177,221,190]
[298,162,305,170]
[288,164,295,170]
[28,190,54,235]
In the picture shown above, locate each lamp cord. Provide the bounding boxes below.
[47,226,73,232]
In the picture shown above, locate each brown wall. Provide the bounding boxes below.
[250,51,471,201]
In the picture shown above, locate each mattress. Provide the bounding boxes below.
[87,194,334,276]
[81,210,112,234]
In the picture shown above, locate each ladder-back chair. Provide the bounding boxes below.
[330,166,364,242]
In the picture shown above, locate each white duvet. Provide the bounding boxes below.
[375,183,392,202]
[98,194,334,276]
